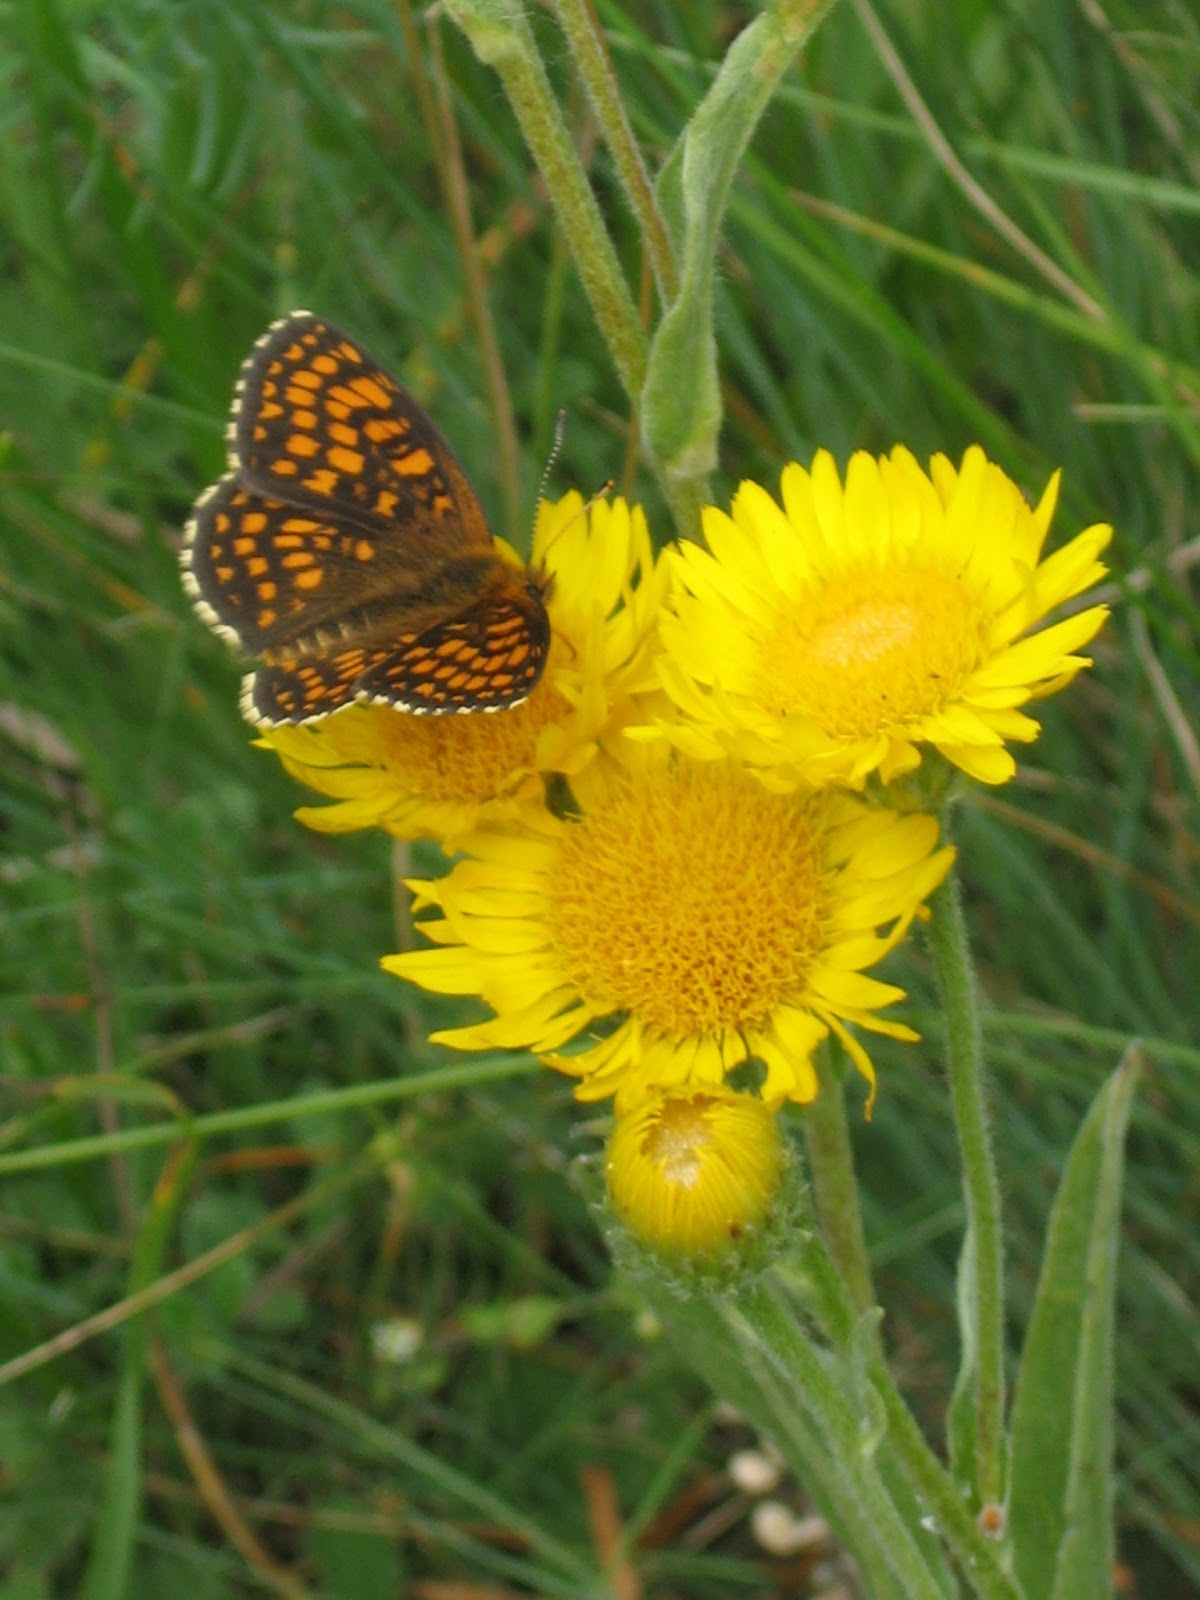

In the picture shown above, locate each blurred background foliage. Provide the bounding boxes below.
[0,0,1197,1595]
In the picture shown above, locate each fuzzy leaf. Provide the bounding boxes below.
[1008,1048,1140,1600]
[643,1,836,486]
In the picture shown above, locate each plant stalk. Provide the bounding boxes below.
[929,863,1006,1509]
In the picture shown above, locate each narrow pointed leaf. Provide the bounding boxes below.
[1008,1048,1140,1600]
[643,1,836,487]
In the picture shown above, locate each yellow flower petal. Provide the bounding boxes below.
[655,447,1110,790]
[388,745,951,1108]
[255,493,670,848]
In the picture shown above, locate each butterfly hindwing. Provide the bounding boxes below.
[357,583,551,715]
[184,309,553,725]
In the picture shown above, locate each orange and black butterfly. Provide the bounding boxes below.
[182,311,551,725]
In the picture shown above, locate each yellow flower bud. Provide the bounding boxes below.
[605,1087,787,1262]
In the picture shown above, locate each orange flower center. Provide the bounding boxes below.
[756,569,984,736]
[547,762,830,1036]
[366,669,570,803]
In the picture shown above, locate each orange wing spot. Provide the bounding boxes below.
[273,534,304,549]
[293,409,318,430]
[214,511,232,535]
[280,517,320,534]
[364,417,405,444]
[327,445,365,476]
[294,567,324,591]
[303,468,339,496]
[507,642,532,666]
[338,341,363,364]
[326,399,351,422]
[328,384,369,410]
[290,368,323,391]
[283,341,306,361]
[281,551,315,569]
[351,376,392,409]
[354,539,374,563]
[215,565,235,583]
[257,608,278,630]
[285,385,318,407]
[328,422,359,448]
[375,490,398,519]
[392,447,435,478]
[232,536,257,556]
[259,401,284,420]
[271,458,299,476]
[312,353,339,375]
[287,432,321,459]
[247,556,269,578]
[257,580,278,600]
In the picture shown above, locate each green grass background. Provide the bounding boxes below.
[1,1,1198,1595]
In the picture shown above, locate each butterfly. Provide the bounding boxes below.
[181,310,551,726]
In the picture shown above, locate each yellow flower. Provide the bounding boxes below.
[657,446,1111,788]
[606,1086,787,1261]
[258,494,668,847]
[383,744,954,1111]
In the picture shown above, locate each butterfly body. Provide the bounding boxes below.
[182,311,550,725]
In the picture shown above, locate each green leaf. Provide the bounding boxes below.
[79,1144,197,1600]
[642,0,837,493]
[946,1218,979,1503]
[1008,1047,1141,1600]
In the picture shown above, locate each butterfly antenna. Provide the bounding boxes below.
[530,410,614,572]
[536,477,614,575]
[536,409,567,509]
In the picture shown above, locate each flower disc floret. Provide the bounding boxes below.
[384,746,954,1110]
[657,446,1111,788]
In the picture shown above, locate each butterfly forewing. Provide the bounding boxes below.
[233,312,490,553]
[185,475,394,653]
[184,310,552,726]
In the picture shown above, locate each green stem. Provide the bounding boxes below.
[803,1045,875,1312]
[550,0,678,305]
[444,0,647,407]
[661,467,711,545]
[871,1366,1025,1600]
[732,1283,950,1600]
[0,1055,532,1179]
[776,1244,1026,1600]
[628,1258,926,1600]
[426,13,523,538]
[928,863,1006,1509]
